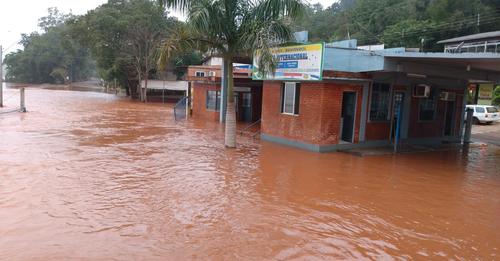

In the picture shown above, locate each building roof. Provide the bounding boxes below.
[437,31,500,44]
[141,80,188,91]
[381,52,500,82]
[324,46,500,82]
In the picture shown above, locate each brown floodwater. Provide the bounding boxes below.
[1,87,499,260]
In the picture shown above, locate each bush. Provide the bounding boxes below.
[492,86,500,106]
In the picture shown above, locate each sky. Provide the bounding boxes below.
[0,0,338,56]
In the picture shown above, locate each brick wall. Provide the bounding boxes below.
[261,81,363,145]
[364,85,407,141]
[192,81,263,122]
[408,88,464,138]
[192,82,220,121]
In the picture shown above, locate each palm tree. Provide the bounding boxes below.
[158,0,304,148]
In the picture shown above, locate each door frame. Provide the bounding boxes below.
[390,91,406,143]
[241,92,253,122]
[340,91,358,143]
[443,100,456,137]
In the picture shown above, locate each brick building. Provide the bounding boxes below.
[258,41,500,152]
[187,61,263,123]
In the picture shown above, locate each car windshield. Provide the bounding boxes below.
[486,107,498,113]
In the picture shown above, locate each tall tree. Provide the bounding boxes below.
[70,0,179,98]
[4,8,94,84]
[158,0,305,148]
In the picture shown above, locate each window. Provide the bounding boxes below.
[369,83,391,121]
[196,71,206,77]
[486,107,498,113]
[206,90,220,111]
[419,96,436,121]
[281,82,300,115]
[475,107,485,113]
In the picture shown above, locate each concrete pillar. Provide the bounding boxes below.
[20,87,26,112]
[463,108,473,144]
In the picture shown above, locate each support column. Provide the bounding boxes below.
[358,83,369,142]
[473,84,480,104]
[0,45,3,107]
[20,87,26,112]
[219,58,229,123]
[463,108,473,144]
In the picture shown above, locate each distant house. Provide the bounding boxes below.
[186,58,262,123]
[438,31,500,54]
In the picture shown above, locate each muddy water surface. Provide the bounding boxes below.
[1,88,499,260]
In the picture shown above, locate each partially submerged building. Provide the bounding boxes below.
[187,40,500,152]
[187,58,262,123]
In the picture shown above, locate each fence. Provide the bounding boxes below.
[174,96,189,121]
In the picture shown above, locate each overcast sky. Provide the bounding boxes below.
[0,0,338,55]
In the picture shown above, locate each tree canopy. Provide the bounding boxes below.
[4,0,500,86]
[4,0,199,94]
[291,0,500,50]
[4,8,94,84]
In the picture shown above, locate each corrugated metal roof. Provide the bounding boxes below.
[437,31,500,44]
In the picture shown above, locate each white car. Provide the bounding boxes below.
[465,105,500,124]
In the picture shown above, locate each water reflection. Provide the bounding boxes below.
[0,88,499,260]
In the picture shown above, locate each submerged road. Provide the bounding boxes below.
[1,87,499,260]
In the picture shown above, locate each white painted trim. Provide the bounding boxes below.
[282,82,298,115]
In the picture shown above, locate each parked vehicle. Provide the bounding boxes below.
[465,105,499,124]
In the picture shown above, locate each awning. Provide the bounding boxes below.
[383,53,500,82]
[141,80,188,91]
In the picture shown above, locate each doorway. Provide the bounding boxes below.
[341,92,357,143]
[391,92,405,142]
[241,92,252,122]
[444,101,455,136]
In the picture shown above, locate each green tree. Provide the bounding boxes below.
[4,8,94,84]
[70,0,179,98]
[492,86,500,106]
[158,0,305,148]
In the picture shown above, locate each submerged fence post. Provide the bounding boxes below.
[463,108,473,144]
[20,87,26,112]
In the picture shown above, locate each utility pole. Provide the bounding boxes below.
[1,45,3,107]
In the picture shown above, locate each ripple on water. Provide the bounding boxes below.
[0,88,499,260]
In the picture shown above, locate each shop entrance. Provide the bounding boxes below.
[391,92,405,142]
[444,101,455,136]
[341,92,357,143]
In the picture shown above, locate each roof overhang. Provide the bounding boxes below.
[382,53,500,82]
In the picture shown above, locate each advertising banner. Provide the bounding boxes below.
[253,43,324,81]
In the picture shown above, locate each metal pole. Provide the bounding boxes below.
[463,108,474,144]
[20,87,26,112]
[0,45,3,107]
[394,106,401,153]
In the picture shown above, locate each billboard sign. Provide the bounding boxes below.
[253,43,324,81]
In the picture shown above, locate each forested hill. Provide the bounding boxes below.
[4,0,500,86]
[292,0,500,50]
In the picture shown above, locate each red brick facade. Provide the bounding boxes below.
[191,82,220,122]
[261,81,363,145]
[191,80,263,123]
[261,78,465,150]
[408,89,464,138]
